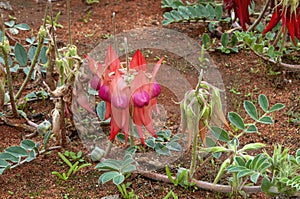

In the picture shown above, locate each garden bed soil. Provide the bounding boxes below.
[0,0,299,198]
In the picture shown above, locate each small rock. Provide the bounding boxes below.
[101,195,120,199]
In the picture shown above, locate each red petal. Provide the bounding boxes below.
[105,45,120,72]
[130,49,147,71]
[286,11,297,45]
[77,95,96,115]
[263,6,282,34]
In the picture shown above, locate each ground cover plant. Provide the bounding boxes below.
[0,0,299,198]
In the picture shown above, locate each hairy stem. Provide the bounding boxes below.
[15,29,45,101]
[0,17,18,117]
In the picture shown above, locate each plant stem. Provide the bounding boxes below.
[189,124,198,180]
[139,171,261,193]
[15,29,45,101]
[247,0,271,32]
[67,0,72,45]
[278,27,287,62]
[0,17,18,117]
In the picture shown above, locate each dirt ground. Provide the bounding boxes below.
[0,0,299,198]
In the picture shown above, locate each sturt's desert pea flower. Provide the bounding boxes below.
[224,0,252,30]
[84,46,163,145]
[263,1,300,45]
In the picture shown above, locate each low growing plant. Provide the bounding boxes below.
[52,151,91,181]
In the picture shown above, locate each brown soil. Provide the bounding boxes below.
[0,0,299,199]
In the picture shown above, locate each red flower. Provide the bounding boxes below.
[224,0,252,30]
[84,46,163,146]
[263,4,300,45]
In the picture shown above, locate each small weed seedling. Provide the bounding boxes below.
[52,151,91,181]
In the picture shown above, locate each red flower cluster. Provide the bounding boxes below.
[85,46,163,146]
[224,0,252,30]
[263,4,300,45]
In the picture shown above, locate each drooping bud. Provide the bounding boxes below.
[132,90,150,107]
[111,95,129,109]
[90,75,101,90]
[98,84,111,102]
[150,82,161,98]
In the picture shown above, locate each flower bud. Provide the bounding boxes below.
[98,84,111,102]
[90,75,101,90]
[151,82,161,98]
[111,95,129,109]
[133,90,150,107]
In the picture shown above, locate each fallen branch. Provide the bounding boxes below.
[139,171,261,194]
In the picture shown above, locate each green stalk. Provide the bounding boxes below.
[0,17,18,116]
[189,126,198,180]
[67,0,72,45]
[15,27,45,101]
[278,27,287,62]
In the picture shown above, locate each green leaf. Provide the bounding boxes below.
[221,33,229,47]
[213,158,230,184]
[239,143,265,152]
[44,131,51,149]
[261,177,273,194]
[28,46,36,63]
[5,146,28,157]
[258,94,269,112]
[269,103,285,113]
[113,174,125,186]
[234,156,245,166]
[205,137,216,147]
[165,165,175,184]
[20,140,36,150]
[4,20,15,27]
[0,152,18,162]
[206,4,215,20]
[250,173,260,184]
[244,100,258,120]
[95,159,122,171]
[145,137,155,149]
[0,159,10,168]
[58,152,72,168]
[202,33,211,48]
[200,146,228,153]
[155,143,170,155]
[210,126,229,142]
[10,64,19,73]
[96,101,106,121]
[215,5,223,20]
[39,46,48,64]
[245,124,258,133]
[237,169,254,178]
[25,150,36,162]
[14,43,28,66]
[120,164,136,174]
[166,141,182,151]
[228,112,245,130]
[170,10,182,22]
[14,23,30,30]
[195,4,205,18]
[258,116,273,124]
[9,28,19,35]
[227,165,245,173]
[99,171,120,184]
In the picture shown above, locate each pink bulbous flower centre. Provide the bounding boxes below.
[111,95,129,109]
[133,90,150,108]
[151,82,161,98]
[90,75,101,90]
[98,85,111,102]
